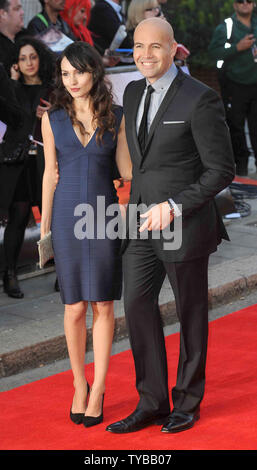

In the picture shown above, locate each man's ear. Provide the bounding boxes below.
[0,8,8,21]
[171,40,178,60]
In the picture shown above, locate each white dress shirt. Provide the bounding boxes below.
[136,63,181,217]
[136,62,178,133]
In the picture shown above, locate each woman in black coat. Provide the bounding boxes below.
[0,36,55,298]
[0,64,23,127]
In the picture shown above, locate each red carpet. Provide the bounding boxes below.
[234,176,257,186]
[1,305,257,450]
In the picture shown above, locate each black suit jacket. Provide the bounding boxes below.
[0,64,22,126]
[0,30,26,76]
[88,0,133,54]
[122,68,235,262]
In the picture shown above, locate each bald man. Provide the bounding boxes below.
[106,18,235,434]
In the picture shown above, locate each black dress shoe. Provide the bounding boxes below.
[3,269,24,299]
[161,407,200,433]
[106,409,169,434]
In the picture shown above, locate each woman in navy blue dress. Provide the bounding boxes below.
[40,42,132,427]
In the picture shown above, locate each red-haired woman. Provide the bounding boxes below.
[60,0,93,46]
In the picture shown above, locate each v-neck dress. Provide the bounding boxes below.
[49,106,123,304]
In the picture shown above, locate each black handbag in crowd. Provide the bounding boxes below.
[0,113,38,165]
[0,137,32,165]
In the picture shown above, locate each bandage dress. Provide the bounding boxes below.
[49,106,123,304]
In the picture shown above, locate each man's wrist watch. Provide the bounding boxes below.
[167,199,175,214]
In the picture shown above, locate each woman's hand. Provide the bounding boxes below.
[10,63,20,80]
[40,162,59,239]
[36,99,51,119]
[55,161,59,187]
[40,225,49,239]
[113,178,124,189]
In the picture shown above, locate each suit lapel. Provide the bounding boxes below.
[141,69,186,164]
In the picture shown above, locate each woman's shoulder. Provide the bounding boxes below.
[112,104,123,112]
[112,104,123,124]
[48,107,68,122]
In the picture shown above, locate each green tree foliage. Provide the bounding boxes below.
[164,0,235,67]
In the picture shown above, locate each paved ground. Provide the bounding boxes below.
[1,159,257,392]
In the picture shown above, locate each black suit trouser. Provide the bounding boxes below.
[123,237,209,415]
[222,78,257,171]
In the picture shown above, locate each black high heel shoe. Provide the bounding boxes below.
[3,269,24,299]
[83,393,105,428]
[70,382,90,425]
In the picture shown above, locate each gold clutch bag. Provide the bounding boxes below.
[37,231,54,269]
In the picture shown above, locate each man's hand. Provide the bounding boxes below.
[103,49,121,67]
[139,201,174,232]
[236,34,255,51]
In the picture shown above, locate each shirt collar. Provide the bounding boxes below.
[42,9,64,26]
[104,0,122,14]
[146,62,178,93]
[0,31,15,43]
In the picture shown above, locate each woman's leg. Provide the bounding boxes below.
[85,300,115,417]
[64,301,88,413]
[3,201,31,298]
[4,201,31,270]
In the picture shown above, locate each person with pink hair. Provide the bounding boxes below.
[60,0,93,45]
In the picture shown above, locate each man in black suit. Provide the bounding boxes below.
[0,63,22,125]
[0,0,25,75]
[106,18,235,434]
[88,0,133,54]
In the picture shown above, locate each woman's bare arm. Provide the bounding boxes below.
[115,116,132,181]
[40,111,58,238]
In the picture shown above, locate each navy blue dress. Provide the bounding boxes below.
[49,106,123,304]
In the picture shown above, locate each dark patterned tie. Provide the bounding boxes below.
[138,84,154,153]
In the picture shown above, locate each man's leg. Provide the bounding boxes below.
[246,84,257,168]
[164,255,209,413]
[226,80,249,176]
[123,238,170,416]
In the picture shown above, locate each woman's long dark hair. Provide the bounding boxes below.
[13,36,55,86]
[50,41,116,144]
